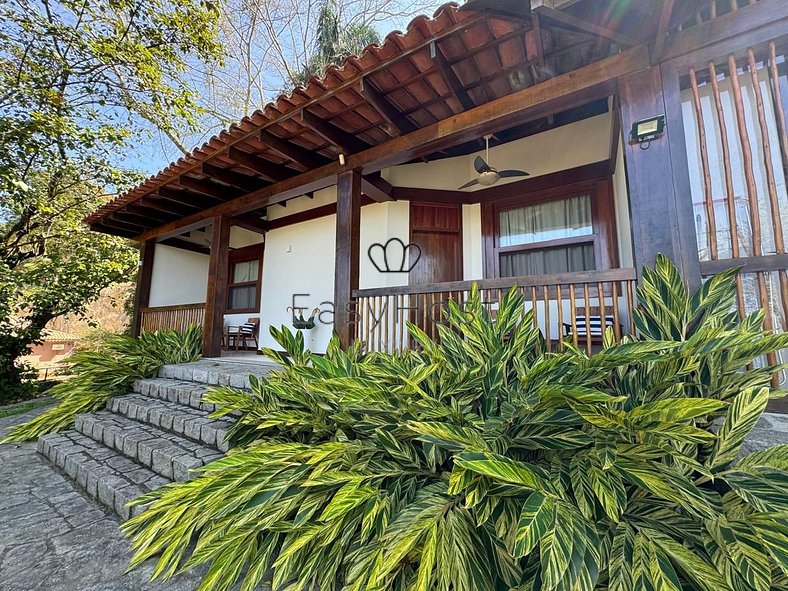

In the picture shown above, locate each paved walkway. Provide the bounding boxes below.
[0,406,202,591]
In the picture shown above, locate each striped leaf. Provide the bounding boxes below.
[513,491,555,557]
[454,451,551,492]
[319,482,376,521]
[651,533,732,591]
[608,525,635,591]
[539,502,580,591]
[736,444,788,473]
[709,388,769,469]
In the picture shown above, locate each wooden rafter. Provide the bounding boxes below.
[232,213,268,234]
[652,0,677,64]
[125,203,176,224]
[359,78,417,136]
[531,2,639,47]
[179,175,242,200]
[159,237,211,255]
[301,110,370,154]
[259,129,331,170]
[361,173,394,202]
[433,43,476,111]
[201,163,268,193]
[139,197,189,217]
[157,187,219,210]
[227,148,293,182]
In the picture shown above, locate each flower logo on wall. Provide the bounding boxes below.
[368,238,422,273]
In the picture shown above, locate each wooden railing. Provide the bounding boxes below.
[352,268,638,354]
[139,303,205,334]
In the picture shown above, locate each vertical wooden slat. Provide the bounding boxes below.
[689,67,719,259]
[728,54,763,256]
[543,285,551,351]
[626,280,635,336]
[612,281,622,341]
[747,48,785,256]
[531,286,538,329]
[598,282,607,342]
[334,169,362,349]
[583,282,592,356]
[204,215,231,358]
[569,283,578,347]
[556,284,564,350]
[365,295,372,351]
[384,295,390,353]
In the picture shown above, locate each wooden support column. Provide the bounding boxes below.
[619,66,701,288]
[334,169,362,348]
[131,240,155,337]
[203,215,232,357]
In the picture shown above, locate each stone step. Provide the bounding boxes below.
[37,430,169,520]
[157,359,277,389]
[133,377,214,412]
[107,394,233,452]
[75,411,223,481]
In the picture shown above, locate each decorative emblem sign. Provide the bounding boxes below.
[368,238,422,273]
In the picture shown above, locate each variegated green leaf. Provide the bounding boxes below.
[709,388,769,469]
[513,491,555,557]
[454,451,550,492]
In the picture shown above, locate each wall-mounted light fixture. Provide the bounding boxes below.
[339,153,346,166]
[630,115,666,144]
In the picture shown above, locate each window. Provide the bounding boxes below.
[227,246,263,313]
[482,174,618,278]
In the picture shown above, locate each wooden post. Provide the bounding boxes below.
[131,240,155,337]
[618,66,702,289]
[334,169,362,348]
[203,215,231,357]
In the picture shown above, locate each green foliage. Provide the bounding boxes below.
[0,0,221,398]
[290,0,379,89]
[123,256,788,591]
[1,326,202,443]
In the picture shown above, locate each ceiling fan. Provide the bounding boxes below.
[458,135,529,189]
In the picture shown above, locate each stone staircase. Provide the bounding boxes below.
[36,359,275,520]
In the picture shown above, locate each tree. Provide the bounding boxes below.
[0,0,223,402]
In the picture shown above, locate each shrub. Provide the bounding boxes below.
[1,325,202,442]
[123,257,788,591]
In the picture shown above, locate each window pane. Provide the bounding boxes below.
[229,285,257,310]
[499,194,593,247]
[500,243,595,277]
[233,260,259,283]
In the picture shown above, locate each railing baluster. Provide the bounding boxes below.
[531,286,538,329]
[690,66,718,259]
[569,283,578,348]
[583,282,592,356]
[598,282,607,344]
[543,285,551,351]
[728,53,763,257]
[556,284,564,351]
[611,281,621,342]
[626,280,635,337]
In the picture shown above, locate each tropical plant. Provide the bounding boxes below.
[123,256,788,591]
[1,326,202,443]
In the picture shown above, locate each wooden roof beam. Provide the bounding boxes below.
[202,163,269,193]
[359,78,417,136]
[125,203,177,225]
[227,147,292,182]
[432,42,476,111]
[139,197,189,217]
[179,175,243,200]
[259,129,331,170]
[159,237,211,255]
[652,0,677,64]
[111,211,155,229]
[157,187,219,210]
[361,173,394,202]
[91,218,139,236]
[300,109,370,154]
[232,213,268,234]
[531,2,639,47]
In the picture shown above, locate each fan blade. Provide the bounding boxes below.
[458,178,480,189]
[474,155,490,173]
[498,169,530,178]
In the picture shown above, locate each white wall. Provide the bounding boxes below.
[612,135,634,268]
[148,244,209,307]
[462,204,483,280]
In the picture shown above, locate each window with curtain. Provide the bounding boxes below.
[227,252,262,313]
[495,192,604,277]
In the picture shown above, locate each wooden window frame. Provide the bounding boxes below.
[226,244,264,314]
[481,173,618,279]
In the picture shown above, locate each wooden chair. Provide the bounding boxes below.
[562,307,620,346]
[223,317,260,351]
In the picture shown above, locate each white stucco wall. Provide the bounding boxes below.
[462,204,484,280]
[148,244,209,307]
[612,135,634,268]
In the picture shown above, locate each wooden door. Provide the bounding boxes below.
[409,203,463,339]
